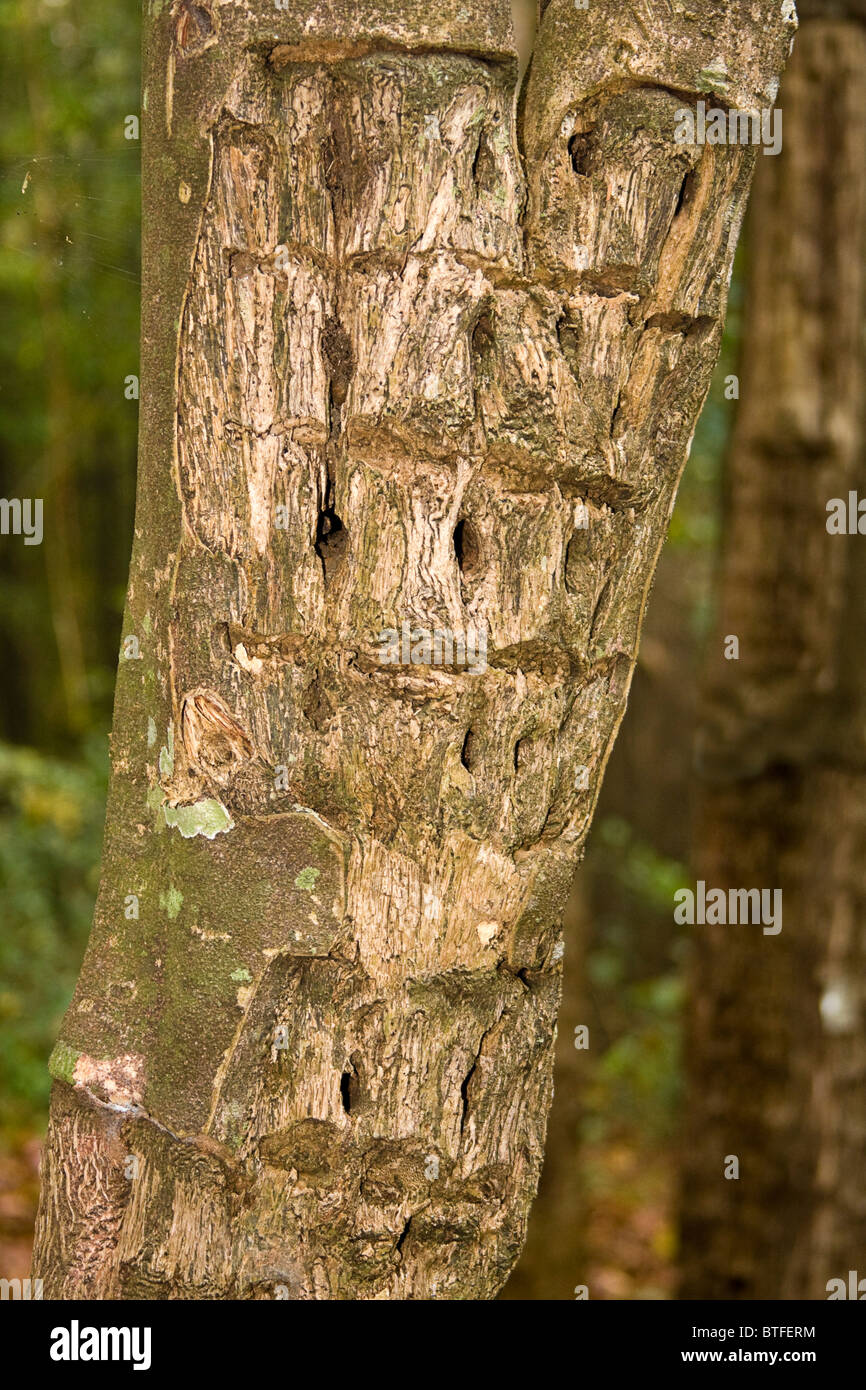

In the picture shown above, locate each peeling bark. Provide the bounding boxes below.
[34,0,792,1299]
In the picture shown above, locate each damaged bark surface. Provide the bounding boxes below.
[34,0,792,1299]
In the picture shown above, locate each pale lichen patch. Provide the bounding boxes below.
[163,798,234,838]
[697,60,730,94]
[159,723,175,776]
[294,867,320,892]
[160,885,184,919]
[72,1051,145,1107]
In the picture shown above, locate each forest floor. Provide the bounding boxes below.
[0,1134,41,1282]
[583,1138,677,1299]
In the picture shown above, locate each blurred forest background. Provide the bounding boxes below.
[1,0,862,1299]
[0,0,140,1279]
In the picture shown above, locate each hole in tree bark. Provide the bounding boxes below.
[471,311,495,361]
[314,496,346,575]
[460,728,478,772]
[339,1060,361,1115]
[395,1216,412,1257]
[340,1070,352,1113]
[472,131,498,193]
[316,315,352,582]
[674,167,697,219]
[459,1055,478,1133]
[453,518,481,577]
[315,445,347,580]
[568,128,594,176]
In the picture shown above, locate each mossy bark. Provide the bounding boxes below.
[682,4,866,1300]
[34,0,791,1299]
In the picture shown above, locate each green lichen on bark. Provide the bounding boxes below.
[47,1042,80,1086]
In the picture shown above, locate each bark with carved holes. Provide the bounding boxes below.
[33,0,792,1300]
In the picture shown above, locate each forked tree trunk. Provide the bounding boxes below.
[681,3,866,1300]
[34,0,791,1300]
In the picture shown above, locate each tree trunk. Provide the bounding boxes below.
[500,874,589,1299]
[681,4,866,1300]
[34,0,791,1300]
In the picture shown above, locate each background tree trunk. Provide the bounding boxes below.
[34,0,791,1300]
[681,3,866,1300]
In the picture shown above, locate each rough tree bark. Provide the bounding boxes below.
[501,875,589,1299]
[34,0,792,1300]
[681,0,866,1300]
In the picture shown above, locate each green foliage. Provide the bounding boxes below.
[0,0,140,748]
[582,817,689,1145]
[593,815,687,912]
[0,738,106,1137]
[582,979,683,1146]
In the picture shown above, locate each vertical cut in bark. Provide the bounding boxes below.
[35,0,792,1299]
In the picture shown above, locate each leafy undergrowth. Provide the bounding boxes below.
[0,738,106,1138]
[578,817,689,1300]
